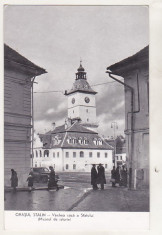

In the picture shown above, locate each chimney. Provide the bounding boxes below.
[65,118,72,129]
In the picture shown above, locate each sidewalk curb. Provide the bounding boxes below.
[5,185,64,193]
[67,189,92,211]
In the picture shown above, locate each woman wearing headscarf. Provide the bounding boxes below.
[48,166,59,190]
[27,169,34,192]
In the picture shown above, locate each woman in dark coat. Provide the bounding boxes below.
[91,164,98,190]
[97,164,106,190]
[48,166,59,190]
[10,169,18,192]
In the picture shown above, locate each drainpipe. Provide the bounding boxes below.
[106,71,134,189]
[126,73,140,129]
[31,76,36,168]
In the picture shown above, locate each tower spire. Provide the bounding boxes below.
[80,58,82,67]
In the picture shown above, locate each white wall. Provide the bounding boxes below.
[33,148,63,172]
[33,148,113,173]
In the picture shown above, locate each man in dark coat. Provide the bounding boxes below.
[111,166,116,187]
[115,166,120,185]
[91,164,98,190]
[120,165,127,187]
[10,169,18,192]
[97,163,106,190]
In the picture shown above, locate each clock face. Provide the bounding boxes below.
[72,98,75,104]
[85,97,90,103]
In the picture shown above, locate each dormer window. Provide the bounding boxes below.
[84,138,88,144]
[93,138,103,146]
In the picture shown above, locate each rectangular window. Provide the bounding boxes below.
[97,152,100,158]
[120,156,122,160]
[105,153,108,158]
[86,109,88,113]
[116,156,118,160]
[66,152,69,158]
[53,152,55,158]
[57,152,59,158]
[73,152,76,158]
[73,164,76,170]
[89,152,93,158]
[65,164,69,170]
[105,164,108,169]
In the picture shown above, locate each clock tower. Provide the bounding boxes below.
[65,61,98,131]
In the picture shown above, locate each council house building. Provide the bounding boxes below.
[34,62,113,172]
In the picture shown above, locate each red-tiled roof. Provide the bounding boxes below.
[67,122,97,134]
[51,123,97,134]
[4,44,47,76]
[40,123,113,150]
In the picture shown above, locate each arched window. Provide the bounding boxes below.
[40,150,42,157]
[44,150,49,157]
[80,151,84,158]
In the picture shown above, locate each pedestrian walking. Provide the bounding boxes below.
[120,165,127,187]
[10,169,18,192]
[111,166,116,187]
[115,166,120,185]
[91,164,98,190]
[48,166,59,191]
[97,163,106,190]
[27,169,34,192]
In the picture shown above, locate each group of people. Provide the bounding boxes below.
[91,163,106,190]
[10,166,59,192]
[111,165,127,187]
[10,164,127,192]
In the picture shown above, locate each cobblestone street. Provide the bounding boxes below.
[5,172,149,212]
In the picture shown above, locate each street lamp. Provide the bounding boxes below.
[111,122,118,167]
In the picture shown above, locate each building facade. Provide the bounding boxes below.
[4,44,46,186]
[107,46,149,189]
[105,135,127,167]
[35,122,113,172]
[34,63,113,172]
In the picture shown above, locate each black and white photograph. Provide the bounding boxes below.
[2,3,152,231]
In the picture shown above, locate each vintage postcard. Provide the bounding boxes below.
[1,1,162,234]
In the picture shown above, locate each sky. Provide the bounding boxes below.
[4,5,149,137]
